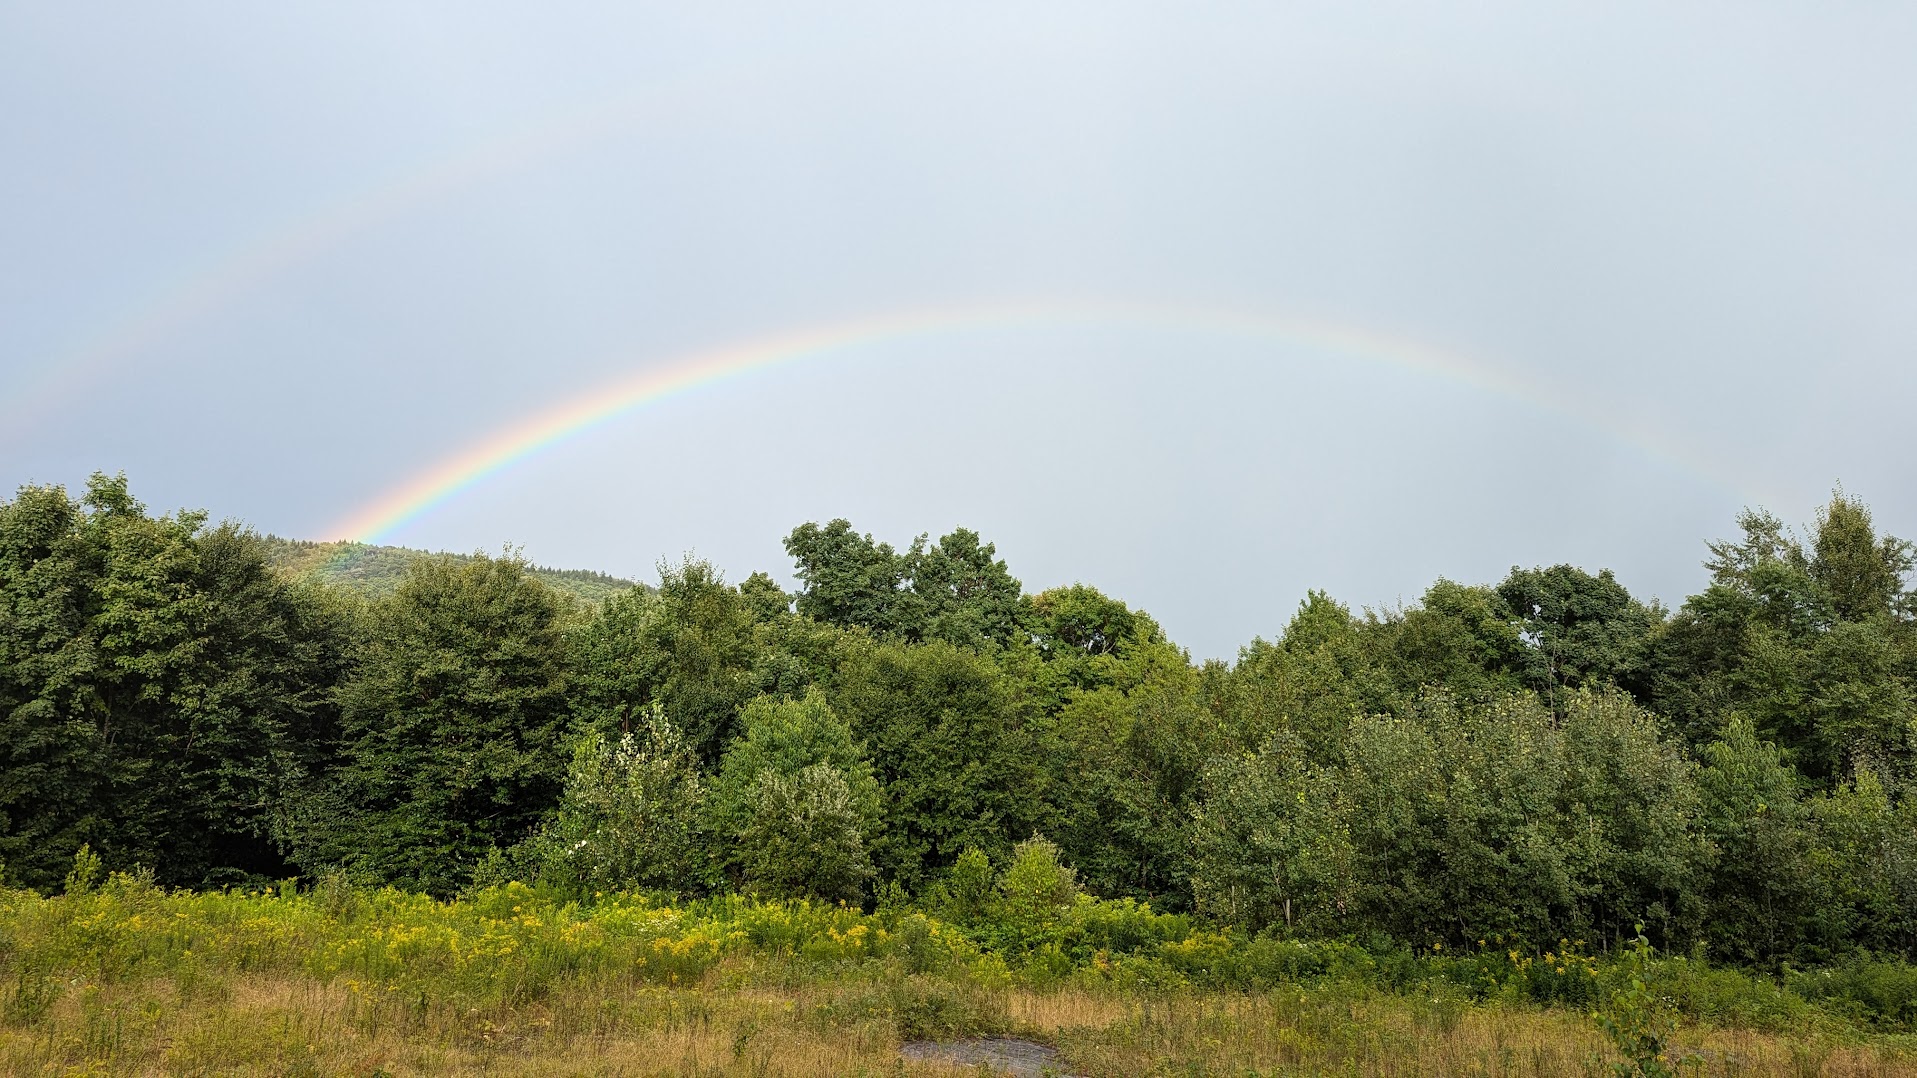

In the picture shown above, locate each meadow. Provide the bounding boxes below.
[5,867,1917,1076]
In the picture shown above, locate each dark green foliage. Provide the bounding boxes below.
[1693,719,1816,963]
[0,483,113,889]
[1040,635,1219,908]
[898,528,1026,650]
[1193,690,1701,947]
[784,520,907,633]
[1190,731,1351,935]
[0,475,351,891]
[1497,564,1663,702]
[1810,495,1915,624]
[1789,958,1917,1029]
[315,552,573,895]
[828,640,1040,891]
[708,690,882,897]
[738,570,793,623]
[785,520,1025,648]
[1648,493,1916,783]
[1215,591,1392,756]
[1369,579,1532,704]
[1026,584,1141,660]
[1802,769,1917,957]
[571,559,763,761]
[15,475,1917,977]
[1019,584,1163,708]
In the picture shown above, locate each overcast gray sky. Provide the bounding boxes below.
[4,3,1914,657]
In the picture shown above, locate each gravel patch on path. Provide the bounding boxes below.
[899,1036,1081,1076]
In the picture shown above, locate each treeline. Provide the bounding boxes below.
[3,474,1915,967]
[257,535,638,603]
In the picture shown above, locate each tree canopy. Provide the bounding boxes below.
[4,474,1915,965]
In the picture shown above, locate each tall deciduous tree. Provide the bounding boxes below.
[0,475,351,891]
[316,553,572,895]
[1496,564,1663,704]
[708,689,882,894]
[1368,580,1531,705]
[1042,633,1219,908]
[572,558,762,762]
[785,520,1025,649]
[829,639,1039,890]
[1650,494,1916,782]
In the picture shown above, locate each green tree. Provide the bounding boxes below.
[0,475,351,891]
[487,706,706,896]
[1216,591,1392,757]
[995,835,1083,930]
[784,520,1025,649]
[1041,635,1218,907]
[709,689,882,889]
[899,527,1025,649]
[784,520,906,633]
[1020,584,1161,709]
[1650,494,1915,782]
[0,481,116,888]
[1193,689,1700,946]
[1693,718,1815,962]
[1803,768,1917,957]
[738,570,793,623]
[572,558,762,762]
[829,639,1040,891]
[1367,580,1530,705]
[1496,564,1663,704]
[739,763,873,901]
[1810,493,1915,623]
[317,553,572,895]
[1027,584,1142,661]
[1191,731,1355,933]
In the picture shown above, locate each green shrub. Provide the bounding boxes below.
[490,708,707,897]
[996,836,1079,928]
[740,763,873,902]
[939,848,994,923]
[1788,959,1917,1030]
[710,690,883,897]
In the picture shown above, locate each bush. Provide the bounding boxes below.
[997,837,1079,928]
[740,763,873,901]
[1788,959,1917,1030]
[709,690,883,896]
[488,708,707,897]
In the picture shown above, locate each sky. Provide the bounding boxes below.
[3,3,1914,658]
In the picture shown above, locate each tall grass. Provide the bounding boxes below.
[2,873,1915,1074]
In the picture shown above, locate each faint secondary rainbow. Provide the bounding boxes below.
[326,300,1751,544]
[0,62,767,438]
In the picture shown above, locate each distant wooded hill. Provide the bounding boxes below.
[259,536,639,603]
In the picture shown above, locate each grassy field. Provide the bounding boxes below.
[3,874,1914,1076]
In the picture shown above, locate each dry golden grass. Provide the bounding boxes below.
[1034,990,1917,1077]
[4,970,1916,1076]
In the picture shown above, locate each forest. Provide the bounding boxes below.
[4,472,1917,1074]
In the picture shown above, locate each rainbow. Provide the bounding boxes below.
[325,300,1752,543]
[0,64,755,437]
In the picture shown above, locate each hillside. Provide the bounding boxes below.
[259,535,639,604]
